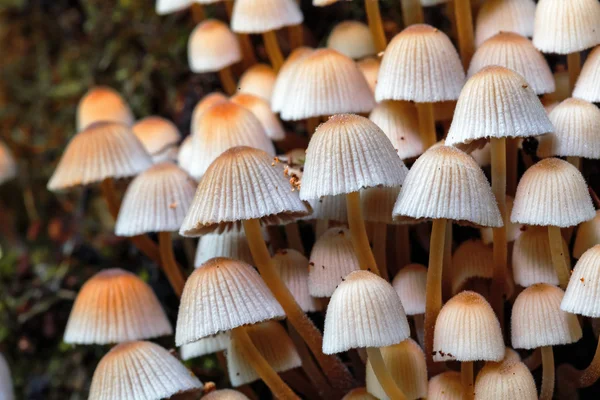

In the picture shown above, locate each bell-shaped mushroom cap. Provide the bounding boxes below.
[203,389,250,400]
[114,162,196,236]
[132,117,181,163]
[393,146,502,227]
[562,245,600,317]
[573,210,600,259]
[191,93,229,136]
[342,388,377,400]
[231,0,303,33]
[280,50,375,120]
[180,333,229,361]
[76,86,134,131]
[538,98,600,159]
[323,270,411,354]
[47,122,152,191]
[231,93,285,141]
[300,114,408,200]
[357,57,380,94]
[474,0,536,47]
[366,339,428,400]
[428,371,462,400]
[308,227,360,297]
[512,226,566,287]
[188,20,241,73]
[376,24,465,103]
[474,359,537,400]
[360,186,401,224]
[180,146,309,236]
[511,158,595,228]
[512,283,582,349]
[0,354,14,400]
[469,32,554,95]
[0,140,16,185]
[480,196,522,244]
[392,264,427,315]
[327,21,376,60]
[195,228,254,267]
[533,0,600,54]
[64,269,172,344]
[573,46,600,102]
[271,47,313,113]
[178,136,193,174]
[176,257,285,345]
[187,101,275,180]
[237,64,276,103]
[369,101,424,160]
[451,240,493,294]
[433,291,504,362]
[89,341,203,400]
[155,0,190,15]
[446,66,553,146]
[307,194,348,222]
[272,249,322,312]
[227,321,302,386]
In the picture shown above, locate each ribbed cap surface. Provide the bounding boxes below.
[132,116,181,162]
[469,32,554,95]
[392,264,427,315]
[474,0,536,47]
[0,354,13,400]
[360,186,400,223]
[308,228,360,297]
[446,66,553,145]
[562,245,600,317]
[271,47,313,113]
[0,140,16,185]
[376,24,465,103]
[573,210,600,259]
[279,50,375,120]
[89,341,203,400]
[393,146,502,227]
[176,257,285,345]
[366,339,428,400]
[180,333,229,361]
[307,195,348,222]
[300,114,408,199]
[115,162,196,235]
[180,147,309,236]
[433,291,504,362]
[273,249,321,312]
[573,46,600,102]
[511,283,582,349]
[47,122,152,191]
[188,20,241,73]
[357,57,380,95]
[538,98,600,159]
[480,196,522,244]
[237,64,276,103]
[227,321,301,386]
[203,389,250,400]
[512,226,566,287]
[452,240,493,294]
[533,0,600,54]
[428,371,462,400]
[369,100,424,160]
[231,93,285,141]
[323,270,411,353]
[190,92,229,136]
[474,359,537,400]
[195,228,254,267]
[64,269,172,344]
[327,21,376,60]
[76,86,134,131]
[511,158,595,227]
[231,0,303,33]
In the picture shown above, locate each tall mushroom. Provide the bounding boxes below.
[76,86,134,131]
[474,0,535,47]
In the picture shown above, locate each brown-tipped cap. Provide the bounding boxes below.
[280,50,375,120]
[237,64,276,103]
[64,269,172,344]
[132,116,181,162]
[0,140,16,185]
[512,283,582,348]
[393,146,502,227]
[180,146,309,236]
[446,66,553,146]
[47,122,152,191]
[272,249,322,312]
[511,158,595,227]
[357,57,380,95]
[573,210,600,259]
[474,359,537,400]
[195,227,254,267]
[376,24,465,103]
[180,333,229,361]
[451,239,494,295]
[190,93,229,136]
[573,46,600,102]
[428,371,462,400]
[271,47,313,113]
[89,341,203,400]
[202,389,250,400]
[562,245,600,317]
[188,20,241,73]
[369,100,424,160]
[76,86,134,131]
[327,21,376,60]
[231,93,285,141]
[231,0,302,33]
[474,0,536,47]
[392,264,427,315]
[175,257,285,345]
[469,32,554,95]
[300,114,408,199]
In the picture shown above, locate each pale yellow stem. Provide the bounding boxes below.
[400,0,424,26]
[540,346,555,400]
[366,347,408,400]
[442,223,453,301]
[158,232,187,297]
[218,66,237,96]
[490,137,507,328]
[454,0,475,69]
[346,191,381,276]
[263,30,284,72]
[461,361,474,400]
[284,222,305,254]
[568,52,581,94]
[365,0,387,53]
[416,102,437,149]
[547,225,570,289]
[373,222,389,281]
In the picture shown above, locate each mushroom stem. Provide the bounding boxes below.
[395,225,411,271]
[262,30,284,72]
[346,191,381,276]
[400,0,424,26]
[425,218,448,375]
[288,24,303,49]
[490,137,507,327]
[416,102,437,149]
[190,4,205,23]
[284,222,305,254]
[547,225,570,289]
[461,361,474,400]
[454,0,475,69]
[442,223,453,300]
[506,137,519,196]
[231,326,300,400]
[567,156,581,170]
[373,222,389,280]
[365,0,387,53]
[158,232,187,297]
[243,218,356,391]
[315,219,329,238]
[366,347,408,400]
[577,338,600,387]
[218,66,237,96]
[540,346,555,400]
[413,314,425,348]
[567,52,581,94]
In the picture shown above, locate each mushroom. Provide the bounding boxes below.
[271,47,313,115]
[272,249,322,313]
[231,93,285,141]
[327,21,376,60]
[474,358,537,400]
[451,239,494,296]
[195,227,254,267]
[392,264,427,346]
[306,195,348,238]
[454,0,475,68]
[474,0,536,47]
[76,86,134,131]
[132,116,181,163]
[428,371,462,400]
[369,101,424,161]
[480,196,521,245]
[180,333,229,361]
[236,64,277,103]
[573,45,600,102]
[357,57,380,95]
